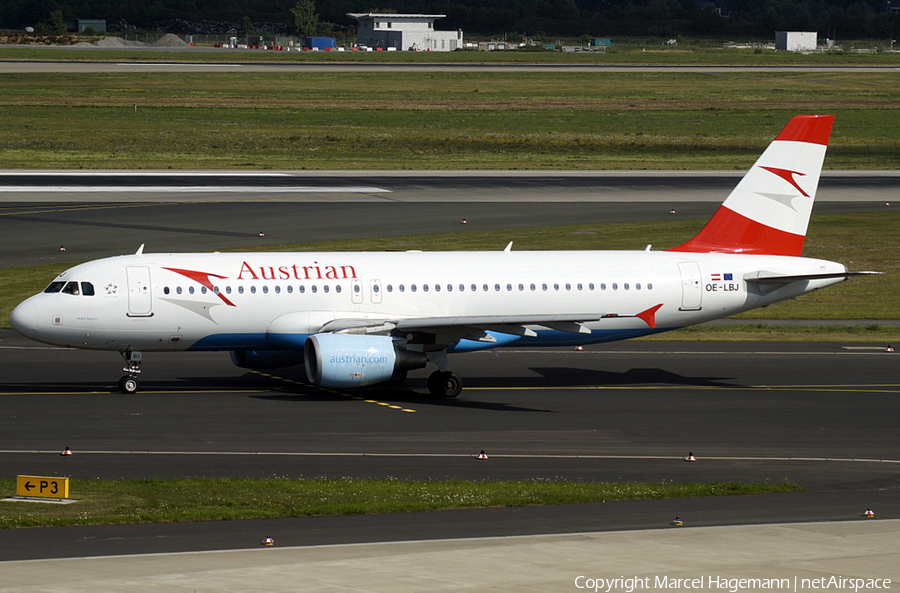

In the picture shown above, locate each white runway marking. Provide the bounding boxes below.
[1,449,898,464]
[0,186,391,193]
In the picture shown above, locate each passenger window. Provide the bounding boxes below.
[324,285,329,293]
[262,286,269,294]
[336,285,341,293]
[190,286,195,294]
[250,286,256,294]
[163,287,170,295]
[81,282,95,296]
[275,286,281,294]
[44,281,65,293]
[311,285,317,293]
[62,282,80,295]
[299,286,305,293]
[287,285,292,294]
[423,284,429,292]
[177,286,183,295]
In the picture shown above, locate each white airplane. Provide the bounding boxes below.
[10,115,872,397]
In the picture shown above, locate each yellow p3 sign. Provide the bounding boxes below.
[16,475,69,498]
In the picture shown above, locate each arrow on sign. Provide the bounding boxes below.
[24,481,35,492]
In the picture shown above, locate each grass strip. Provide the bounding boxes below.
[0,478,802,529]
[0,71,898,169]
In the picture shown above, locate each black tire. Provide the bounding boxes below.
[119,376,139,394]
[427,370,462,398]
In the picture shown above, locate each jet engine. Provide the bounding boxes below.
[304,333,427,388]
[230,349,305,370]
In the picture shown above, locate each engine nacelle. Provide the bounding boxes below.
[304,333,427,388]
[230,349,305,370]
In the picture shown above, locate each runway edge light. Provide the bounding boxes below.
[477,450,488,460]
[61,446,72,456]
[684,452,697,462]
[864,508,875,518]
[262,536,275,545]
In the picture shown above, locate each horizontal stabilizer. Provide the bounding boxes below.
[747,270,881,285]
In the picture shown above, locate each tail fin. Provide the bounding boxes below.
[668,114,833,256]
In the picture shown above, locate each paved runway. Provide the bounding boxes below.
[2,331,899,558]
[1,170,897,267]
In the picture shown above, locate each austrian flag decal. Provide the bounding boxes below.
[710,273,733,282]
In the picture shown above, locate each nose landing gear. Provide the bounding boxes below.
[118,350,142,394]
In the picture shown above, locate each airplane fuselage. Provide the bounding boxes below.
[12,250,847,353]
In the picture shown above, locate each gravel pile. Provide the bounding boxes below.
[151,33,190,47]
[95,37,147,47]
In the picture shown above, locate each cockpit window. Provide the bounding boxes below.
[44,281,66,293]
[81,282,95,296]
[61,282,80,295]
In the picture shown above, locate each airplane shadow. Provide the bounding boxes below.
[520,367,741,389]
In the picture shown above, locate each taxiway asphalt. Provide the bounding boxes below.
[1,331,898,563]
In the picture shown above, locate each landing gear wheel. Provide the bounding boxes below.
[427,370,462,398]
[118,376,139,394]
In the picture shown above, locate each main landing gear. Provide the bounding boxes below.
[427,370,463,398]
[425,350,463,398]
[118,350,142,394]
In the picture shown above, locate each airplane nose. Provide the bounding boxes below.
[10,299,39,336]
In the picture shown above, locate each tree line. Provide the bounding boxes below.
[5,0,898,40]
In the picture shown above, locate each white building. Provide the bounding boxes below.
[347,13,463,52]
[775,31,817,52]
